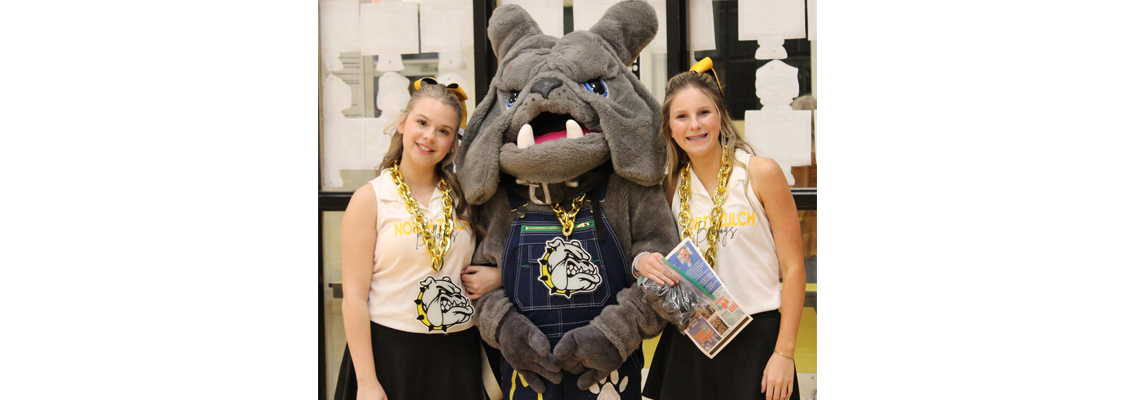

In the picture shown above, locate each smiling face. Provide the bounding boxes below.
[668,88,723,160]
[398,98,460,171]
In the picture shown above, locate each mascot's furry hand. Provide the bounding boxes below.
[553,325,623,390]
[498,311,563,393]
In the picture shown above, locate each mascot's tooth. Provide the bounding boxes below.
[517,124,535,148]
[566,120,584,139]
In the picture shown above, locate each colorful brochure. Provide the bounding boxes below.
[657,238,753,358]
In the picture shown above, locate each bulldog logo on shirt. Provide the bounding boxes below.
[538,237,602,298]
[413,276,474,332]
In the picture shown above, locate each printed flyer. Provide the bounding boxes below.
[661,238,753,358]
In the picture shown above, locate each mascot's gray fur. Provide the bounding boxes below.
[456,0,678,394]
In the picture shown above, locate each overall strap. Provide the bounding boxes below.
[506,188,528,209]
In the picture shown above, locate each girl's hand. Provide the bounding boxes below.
[461,265,501,300]
[357,381,387,400]
[636,252,679,286]
[760,352,795,400]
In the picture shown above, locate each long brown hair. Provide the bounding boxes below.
[377,84,476,229]
[658,71,756,188]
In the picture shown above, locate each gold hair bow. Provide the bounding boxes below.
[689,57,724,97]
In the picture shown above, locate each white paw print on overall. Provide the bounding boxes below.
[588,370,628,400]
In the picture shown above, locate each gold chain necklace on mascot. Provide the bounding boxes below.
[551,193,587,237]
[678,144,733,270]
[389,161,455,272]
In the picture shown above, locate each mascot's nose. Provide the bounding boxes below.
[531,78,562,99]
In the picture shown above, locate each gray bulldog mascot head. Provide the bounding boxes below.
[456,0,663,205]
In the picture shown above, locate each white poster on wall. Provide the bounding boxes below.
[375,72,412,117]
[324,72,402,188]
[504,0,564,38]
[690,0,716,51]
[738,0,805,41]
[330,54,366,118]
[376,53,405,72]
[738,0,805,59]
[646,0,668,53]
[744,110,812,184]
[322,74,354,187]
[353,117,396,173]
[744,60,811,185]
[319,0,360,72]
[420,0,475,52]
[359,1,419,56]
[807,0,816,41]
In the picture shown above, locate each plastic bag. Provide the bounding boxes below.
[640,276,708,329]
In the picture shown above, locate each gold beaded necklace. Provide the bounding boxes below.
[389,160,455,272]
[551,193,587,237]
[677,144,733,269]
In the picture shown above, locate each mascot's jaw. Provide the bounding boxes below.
[516,118,594,149]
[566,263,599,281]
[439,297,473,315]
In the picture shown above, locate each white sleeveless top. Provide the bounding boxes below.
[366,170,477,334]
[671,150,782,314]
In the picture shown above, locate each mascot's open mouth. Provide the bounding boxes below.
[438,296,473,315]
[517,112,596,148]
[567,262,601,283]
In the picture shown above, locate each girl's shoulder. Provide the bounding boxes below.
[746,155,791,205]
[352,181,377,201]
[746,155,784,182]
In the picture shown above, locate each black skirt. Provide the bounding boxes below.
[643,310,800,400]
[334,322,486,400]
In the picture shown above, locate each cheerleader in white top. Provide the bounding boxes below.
[638,60,807,400]
[336,80,501,400]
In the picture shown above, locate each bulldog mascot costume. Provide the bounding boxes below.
[456,1,679,399]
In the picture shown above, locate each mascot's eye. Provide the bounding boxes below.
[582,79,607,97]
[506,90,520,108]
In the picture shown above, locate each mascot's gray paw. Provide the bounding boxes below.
[498,311,562,393]
[553,325,623,390]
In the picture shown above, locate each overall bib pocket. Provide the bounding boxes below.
[512,215,612,311]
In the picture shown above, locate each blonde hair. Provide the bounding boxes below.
[659,71,755,188]
[377,84,475,228]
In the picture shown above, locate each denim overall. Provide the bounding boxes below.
[499,181,644,400]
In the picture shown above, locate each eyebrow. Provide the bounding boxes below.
[414,113,456,132]
[672,106,710,116]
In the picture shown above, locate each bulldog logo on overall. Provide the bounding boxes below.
[413,276,474,332]
[538,237,602,298]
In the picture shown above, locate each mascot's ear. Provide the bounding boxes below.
[457,4,547,205]
[455,87,503,205]
[488,4,544,60]
[419,276,436,286]
[589,0,658,66]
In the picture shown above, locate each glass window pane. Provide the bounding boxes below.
[690,0,816,188]
[320,0,480,192]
